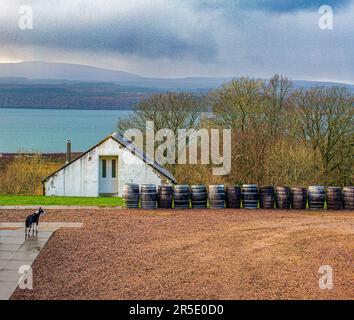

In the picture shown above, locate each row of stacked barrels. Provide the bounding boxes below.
[123,184,354,210]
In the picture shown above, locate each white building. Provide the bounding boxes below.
[42,132,176,197]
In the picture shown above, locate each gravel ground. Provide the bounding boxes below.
[1,208,353,300]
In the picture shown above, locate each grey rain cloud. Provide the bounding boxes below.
[0,1,218,60]
[0,0,353,82]
[196,0,352,13]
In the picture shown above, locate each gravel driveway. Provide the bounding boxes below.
[0,209,353,300]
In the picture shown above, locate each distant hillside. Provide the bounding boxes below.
[0,82,158,110]
[0,61,234,90]
[0,61,353,110]
[0,61,142,83]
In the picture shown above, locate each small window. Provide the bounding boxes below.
[112,159,116,178]
[102,160,107,178]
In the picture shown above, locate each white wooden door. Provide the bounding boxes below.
[99,157,118,195]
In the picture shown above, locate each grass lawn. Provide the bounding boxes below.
[0,194,124,207]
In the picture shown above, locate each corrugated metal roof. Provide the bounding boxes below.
[42,131,177,184]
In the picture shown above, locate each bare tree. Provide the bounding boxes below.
[212,77,263,131]
[293,87,353,185]
[262,74,293,136]
[117,93,207,174]
[117,93,206,138]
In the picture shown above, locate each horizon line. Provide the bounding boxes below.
[0,60,353,86]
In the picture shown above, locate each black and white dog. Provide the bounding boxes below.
[25,207,46,237]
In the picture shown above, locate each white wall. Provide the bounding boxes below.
[44,137,165,197]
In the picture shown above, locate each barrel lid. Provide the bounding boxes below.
[260,186,274,190]
[308,186,325,191]
[141,184,157,188]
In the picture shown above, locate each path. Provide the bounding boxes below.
[0,222,82,300]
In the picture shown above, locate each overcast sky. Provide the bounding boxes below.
[0,0,353,83]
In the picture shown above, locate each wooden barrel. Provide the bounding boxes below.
[291,187,307,209]
[191,185,207,208]
[209,185,225,209]
[140,184,157,209]
[242,184,258,209]
[173,185,190,209]
[326,187,342,210]
[308,186,325,209]
[123,183,140,208]
[275,186,291,209]
[342,186,354,210]
[225,186,241,208]
[259,186,275,209]
[158,185,173,209]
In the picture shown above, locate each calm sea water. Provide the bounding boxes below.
[0,108,132,153]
